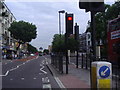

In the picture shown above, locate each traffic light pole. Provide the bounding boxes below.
[91,11,96,61]
[90,11,97,89]
[75,23,79,68]
[59,12,61,37]
[65,33,68,74]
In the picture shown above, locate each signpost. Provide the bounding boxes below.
[91,61,112,89]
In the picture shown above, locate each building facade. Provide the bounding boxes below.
[79,32,92,54]
[0,2,16,59]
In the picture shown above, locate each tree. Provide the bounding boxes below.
[52,34,65,52]
[27,44,38,53]
[8,21,37,50]
[88,1,120,57]
[52,34,78,53]
[43,49,49,54]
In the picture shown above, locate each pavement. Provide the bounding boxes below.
[46,56,120,89]
[47,59,90,89]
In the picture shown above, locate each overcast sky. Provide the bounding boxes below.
[5,0,115,50]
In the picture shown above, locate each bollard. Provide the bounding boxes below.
[91,61,112,89]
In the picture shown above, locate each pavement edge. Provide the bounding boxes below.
[46,64,65,88]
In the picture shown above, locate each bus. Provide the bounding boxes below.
[107,15,120,64]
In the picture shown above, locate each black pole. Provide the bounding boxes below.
[82,53,83,68]
[65,33,68,74]
[86,53,88,69]
[91,11,96,61]
[66,50,68,74]
[59,12,61,37]
[76,50,79,68]
[90,11,96,89]
[75,23,79,68]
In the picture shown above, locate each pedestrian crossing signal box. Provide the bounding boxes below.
[91,61,112,89]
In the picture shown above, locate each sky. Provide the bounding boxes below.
[5,0,115,50]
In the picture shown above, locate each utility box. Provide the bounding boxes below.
[91,61,112,89]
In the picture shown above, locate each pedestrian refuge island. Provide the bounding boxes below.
[91,61,112,89]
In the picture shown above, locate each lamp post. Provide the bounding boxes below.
[58,10,65,37]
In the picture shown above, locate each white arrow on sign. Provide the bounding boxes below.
[101,68,108,76]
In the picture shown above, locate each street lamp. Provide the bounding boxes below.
[58,10,65,37]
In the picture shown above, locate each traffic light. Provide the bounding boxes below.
[79,0,89,9]
[74,23,79,41]
[79,0,104,12]
[65,13,74,36]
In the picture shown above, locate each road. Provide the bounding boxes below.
[1,55,60,89]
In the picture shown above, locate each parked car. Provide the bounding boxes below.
[30,54,34,56]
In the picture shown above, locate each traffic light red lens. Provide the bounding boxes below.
[68,17,72,20]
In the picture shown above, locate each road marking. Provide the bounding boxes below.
[21,78,24,80]
[39,73,42,75]
[40,64,42,66]
[42,60,45,64]
[46,61,48,64]
[42,77,50,84]
[0,57,37,77]
[10,78,13,80]
[40,65,47,74]
[54,77,65,88]
[9,67,17,71]
[42,77,51,89]
[43,84,51,89]
[33,77,36,80]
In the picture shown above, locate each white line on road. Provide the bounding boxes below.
[21,78,24,80]
[33,77,37,80]
[54,77,65,88]
[1,57,37,77]
[42,60,45,65]
[42,77,51,89]
[43,84,51,89]
[40,65,47,74]
[10,78,13,81]
[0,71,9,76]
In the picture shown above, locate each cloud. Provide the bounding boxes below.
[5,1,114,49]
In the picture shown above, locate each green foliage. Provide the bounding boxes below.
[67,37,79,52]
[43,49,49,54]
[90,1,120,56]
[8,21,37,43]
[52,34,78,52]
[52,34,65,52]
[27,44,38,53]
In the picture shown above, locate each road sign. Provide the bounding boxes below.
[99,65,110,78]
[91,61,112,89]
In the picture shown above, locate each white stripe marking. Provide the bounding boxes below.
[10,78,13,80]
[40,65,47,74]
[43,84,51,89]
[33,77,36,80]
[21,78,24,80]
[54,77,65,88]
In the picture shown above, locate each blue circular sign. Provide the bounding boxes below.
[99,66,110,78]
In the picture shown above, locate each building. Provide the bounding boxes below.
[0,2,16,59]
[79,32,92,54]
[48,45,52,54]
[79,33,86,52]
[86,32,92,54]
